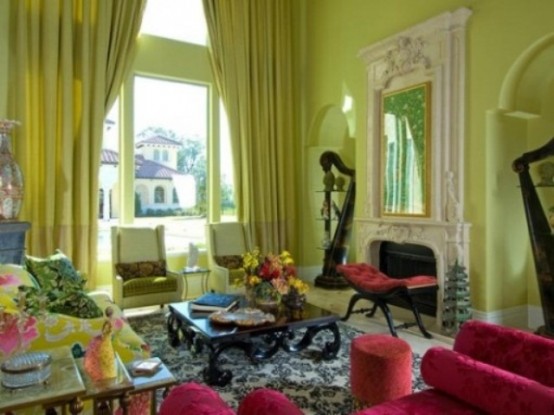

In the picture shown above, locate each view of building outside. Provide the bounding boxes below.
[97,0,235,258]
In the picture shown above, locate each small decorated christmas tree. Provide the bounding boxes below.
[442,260,472,335]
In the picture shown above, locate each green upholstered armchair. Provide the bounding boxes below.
[111,225,185,310]
[205,222,252,293]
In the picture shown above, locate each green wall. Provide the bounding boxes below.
[300,0,554,314]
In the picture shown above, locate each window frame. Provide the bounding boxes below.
[101,34,226,257]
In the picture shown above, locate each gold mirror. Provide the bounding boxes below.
[381,82,431,217]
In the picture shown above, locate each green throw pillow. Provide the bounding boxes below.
[48,291,103,319]
[20,250,102,319]
[18,285,103,319]
[25,249,86,295]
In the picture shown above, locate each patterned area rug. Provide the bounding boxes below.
[128,312,427,415]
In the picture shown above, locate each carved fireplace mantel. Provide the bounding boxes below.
[357,8,472,327]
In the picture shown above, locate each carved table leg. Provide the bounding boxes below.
[96,399,112,415]
[167,311,183,347]
[282,322,341,359]
[119,392,131,415]
[68,397,84,414]
[202,340,259,386]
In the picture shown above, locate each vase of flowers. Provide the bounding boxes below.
[242,248,309,311]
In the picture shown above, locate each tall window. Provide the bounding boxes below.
[140,0,207,45]
[134,75,208,249]
[98,1,235,258]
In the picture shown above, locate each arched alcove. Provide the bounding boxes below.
[490,32,554,329]
[307,104,349,147]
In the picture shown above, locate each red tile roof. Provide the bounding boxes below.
[136,135,181,148]
[135,156,181,179]
[101,148,119,165]
[101,149,182,180]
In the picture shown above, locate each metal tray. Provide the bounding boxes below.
[209,307,276,327]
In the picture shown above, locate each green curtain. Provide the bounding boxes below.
[9,0,146,287]
[203,0,298,255]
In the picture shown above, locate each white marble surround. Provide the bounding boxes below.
[356,8,472,326]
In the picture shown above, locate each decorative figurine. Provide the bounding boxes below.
[537,161,554,186]
[84,308,116,381]
[332,201,341,220]
[320,199,330,220]
[323,171,335,192]
[335,175,346,191]
[322,231,331,249]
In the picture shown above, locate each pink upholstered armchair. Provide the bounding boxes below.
[159,320,554,415]
[359,320,554,414]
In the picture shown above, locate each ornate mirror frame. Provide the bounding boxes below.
[359,8,471,223]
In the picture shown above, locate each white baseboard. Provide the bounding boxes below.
[528,305,545,330]
[471,305,544,331]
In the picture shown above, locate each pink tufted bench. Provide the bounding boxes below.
[337,263,438,338]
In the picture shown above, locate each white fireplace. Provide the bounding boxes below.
[356,8,472,327]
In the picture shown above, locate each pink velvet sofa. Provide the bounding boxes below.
[159,320,554,415]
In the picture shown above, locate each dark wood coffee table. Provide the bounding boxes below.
[167,299,341,386]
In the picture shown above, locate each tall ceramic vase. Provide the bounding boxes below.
[0,120,24,221]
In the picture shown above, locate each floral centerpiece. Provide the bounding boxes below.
[241,248,309,309]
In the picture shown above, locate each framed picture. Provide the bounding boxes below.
[381,82,431,217]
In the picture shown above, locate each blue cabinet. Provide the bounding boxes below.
[0,221,30,264]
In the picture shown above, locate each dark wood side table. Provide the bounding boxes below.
[76,354,134,415]
[76,355,176,415]
[0,221,30,264]
[127,357,177,414]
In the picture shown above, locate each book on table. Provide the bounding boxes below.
[128,357,162,377]
[191,293,239,312]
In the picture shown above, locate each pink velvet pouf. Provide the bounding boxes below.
[350,334,412,408]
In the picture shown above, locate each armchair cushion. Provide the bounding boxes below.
[214,255,243,269]
[122,274,179,297]
[115,260,167,282]
[421,346,554,415]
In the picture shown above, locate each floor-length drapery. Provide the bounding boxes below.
[203,0,299,255]
[9,0,145,287]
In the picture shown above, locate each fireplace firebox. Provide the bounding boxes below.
[379,241,437,316]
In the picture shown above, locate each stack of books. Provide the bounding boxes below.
[190,293,239,312]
